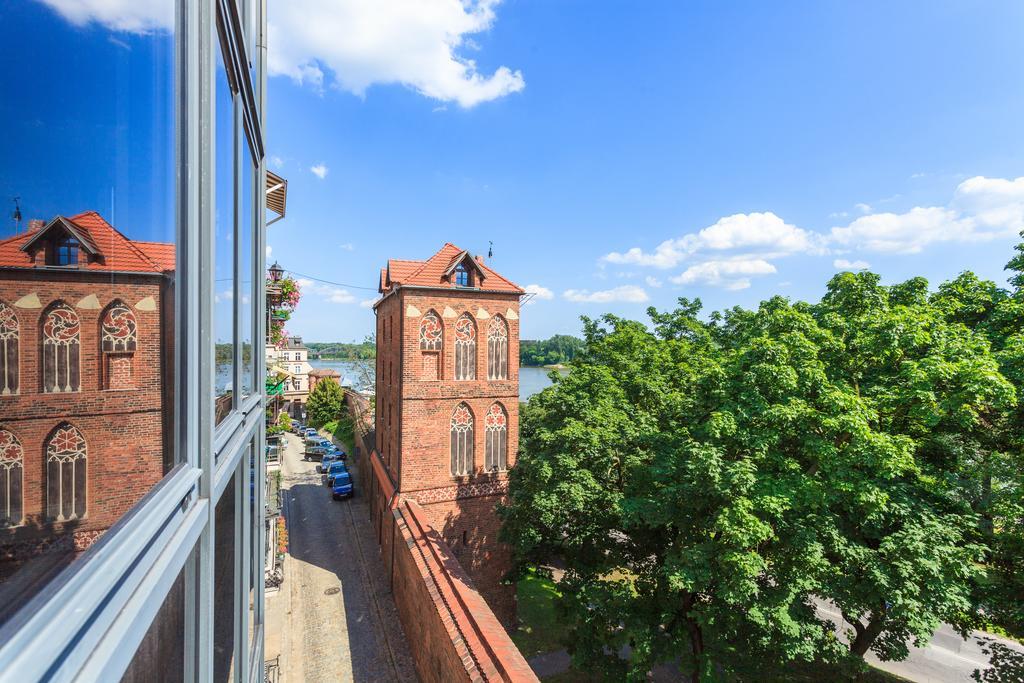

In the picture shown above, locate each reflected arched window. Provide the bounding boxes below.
[46,423,87,521]
[0,302,19,395]
[42,302,80,393]
[101,301,138,352]
[450,403,474,477]
[101,301,138,389]
[487,315,508,380]
[0,429,24,527]
[454,314,476,380]
[419,310,442,351]
[484,403,508,472]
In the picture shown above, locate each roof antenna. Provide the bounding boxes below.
[11,197,22,233]
[487,240,493,259]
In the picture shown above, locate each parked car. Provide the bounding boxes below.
[318,450,341,473]
[290,421,305,433]
[325,460,348,487]
[331,470,354,500]
[304,445,328,461]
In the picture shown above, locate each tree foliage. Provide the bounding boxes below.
[501,238,1024,680]
[305,378,344,428]
[520,335,586,366]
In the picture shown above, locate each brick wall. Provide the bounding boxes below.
[0,270,170,558]
[357,444,537,683]
[373,286,521,624]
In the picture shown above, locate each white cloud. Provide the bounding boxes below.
[830,177,1023,254]
[339,243,355,251]
[359,298,377,308]
[563,285,649,303]
[602,212,817,270]
[266,245,273,259]
[523,284,554,301]
[670,258,776,291]
[296,277,356,304]
[268,0,525,108]
[644,276,662,288]
[833,259,871,270]
[270,155,284,169]
[855,202,873,214]
[38,0,172,33]
[310,164,329,179]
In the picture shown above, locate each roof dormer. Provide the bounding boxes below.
[443,250,486,289]
[19,216,101,268]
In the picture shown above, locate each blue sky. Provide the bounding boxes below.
[5,1,1024,343]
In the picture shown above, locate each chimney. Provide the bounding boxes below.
[26,219,45,233]
[475,254,485,265]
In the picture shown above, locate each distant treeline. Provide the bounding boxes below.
[303,334,584,367]
[307,340,375,360]
[519,335,584,367]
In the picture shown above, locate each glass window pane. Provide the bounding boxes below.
[121,563,186,683]
[0,0,177,628]
[214,470,237,682]
[239,132,254,399]
[214,48,235,426]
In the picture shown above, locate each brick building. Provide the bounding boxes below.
[0,211,173,575]
[374,243,523,624]
[307,366,340,393]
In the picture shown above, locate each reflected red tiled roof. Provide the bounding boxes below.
[0,211,173,274]
[380,243,522,294]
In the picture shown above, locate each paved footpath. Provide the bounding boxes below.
[277,431,416,683]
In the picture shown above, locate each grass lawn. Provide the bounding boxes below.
[512,570,565,658]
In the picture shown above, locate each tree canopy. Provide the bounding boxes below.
[305,377,344,428]
[500,235,1024,681]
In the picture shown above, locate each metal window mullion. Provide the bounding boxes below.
[233,91,243,416]
[195,0,218,678]
[234,457,246,683]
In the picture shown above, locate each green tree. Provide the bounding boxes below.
[502,268,1017,678]
[277,411,292,432]
[305,378,344,428]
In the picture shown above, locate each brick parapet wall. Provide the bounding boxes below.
[364,448,537,683]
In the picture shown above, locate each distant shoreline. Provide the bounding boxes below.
[522,363,570,371]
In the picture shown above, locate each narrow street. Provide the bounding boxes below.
[268,430,416,683]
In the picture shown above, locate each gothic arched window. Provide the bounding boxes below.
[450,403,474,477]
[484,403,508,472]
[46,423,87,521]
[0,302,19,395]
[419,310,442,351]
[454,314,476,380]
[101,301,138,352]
[42,302,80,393]
[0,429,24,527]
[487,315,508,380]
[101,301,138,389]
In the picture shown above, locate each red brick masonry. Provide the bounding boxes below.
[365,446,537,683]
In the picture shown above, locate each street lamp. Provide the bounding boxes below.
[268,261,284,282]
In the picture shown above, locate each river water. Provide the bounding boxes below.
[307,359,565,401]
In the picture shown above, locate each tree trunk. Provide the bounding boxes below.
[849,612,886,658]
[687,619,704,683]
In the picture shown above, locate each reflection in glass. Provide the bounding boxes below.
[214,469,237,682]
[239,131,254,398]
[121,567,185,683]
[0,1,176,628]
[214,50,235,425]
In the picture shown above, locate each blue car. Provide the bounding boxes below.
[331,470,354,500]
[319,450,342,472]
[325,460,348,487]
[327,445,347,461]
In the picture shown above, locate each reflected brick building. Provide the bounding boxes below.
[374,243,523,624]
[0,211,173,574]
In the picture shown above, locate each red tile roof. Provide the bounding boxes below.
[380,243,522,294]
[0,211,173,274]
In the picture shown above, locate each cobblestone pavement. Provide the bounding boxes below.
[279,432,416,683]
